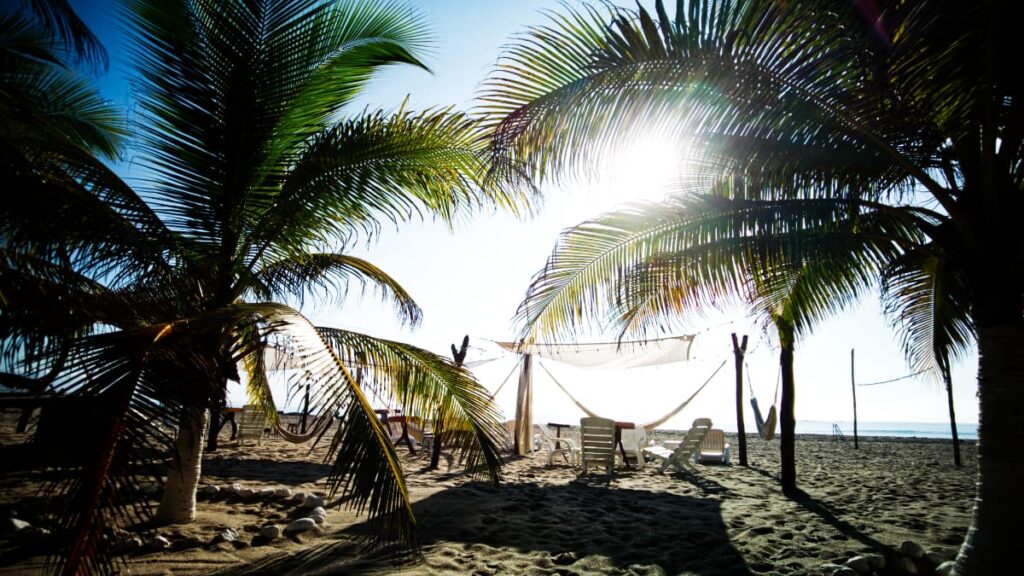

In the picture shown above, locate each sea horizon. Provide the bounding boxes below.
[689,419,978,440]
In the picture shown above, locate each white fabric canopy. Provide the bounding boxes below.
[497,335,695,369]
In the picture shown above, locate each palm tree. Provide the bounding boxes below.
[0,3,127,392]
[2,1,529,573]
[510,193,914,494]
[482,1,1018,572]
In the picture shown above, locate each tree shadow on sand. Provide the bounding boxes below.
[200,457,330,485]
[212,481,753,576]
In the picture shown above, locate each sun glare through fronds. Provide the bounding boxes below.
[598,136,687,205]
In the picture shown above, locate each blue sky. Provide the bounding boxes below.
[63,0,979,429]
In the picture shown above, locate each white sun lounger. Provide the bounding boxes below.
[697,428,731,464]
[643,418,712,473]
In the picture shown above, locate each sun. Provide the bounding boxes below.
[598,135,688,204]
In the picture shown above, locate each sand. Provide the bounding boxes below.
[0,418,976,575]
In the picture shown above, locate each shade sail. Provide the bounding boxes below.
[497,335,695,369]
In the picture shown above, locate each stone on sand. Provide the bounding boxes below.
[146,535,171,551]
[863,553,885,570]
[5,518,30,533]
[285,518,316,533]
[273,487,292,499]
[211,528,238,545]
[844,555,871,574]
[258,488,275,498]
[236,487,255,498]
[259,525,281,539]
[899,540,925,559]
[302,495,325,508]
[203,485,220,496]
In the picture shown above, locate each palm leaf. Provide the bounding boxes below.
[251,252,422,326]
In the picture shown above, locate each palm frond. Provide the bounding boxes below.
[251,252,422,327]
[24,0,108,70]
[317,327,505,482]
[247,107,532,267]
[881,245,975,379]
[123,0,431,248]
[482,0,943,202]
[29,323,219,576]
[232,304,416,546]
[516,192,922,341]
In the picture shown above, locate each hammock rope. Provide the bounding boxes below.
[642,359,727,431]
[537,360,600,418]
[491,356,523,398]
[536,358,728,431]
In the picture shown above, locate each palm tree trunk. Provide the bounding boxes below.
[777,319,797,496]
[954,324,1024,574]
[155,406,208,524]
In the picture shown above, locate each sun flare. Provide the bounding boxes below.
[599,136,688,204]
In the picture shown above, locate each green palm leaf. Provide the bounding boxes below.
[251,252,422,327]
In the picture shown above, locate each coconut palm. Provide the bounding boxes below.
[0,4,127,392]
[482,1,1017,572]
[511,192,916,494]
[1,0,528,573]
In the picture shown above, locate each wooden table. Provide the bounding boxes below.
[614,421,636,469]
[221,407,243,440]
[388,415,418,454]
[547,422,570,449]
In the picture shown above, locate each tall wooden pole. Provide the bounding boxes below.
[732,333,749,466]
[430,335,469,469]
[942,363,962,467]
[850,348,858,449]
[300,380,310,434]
[514,354,533,455]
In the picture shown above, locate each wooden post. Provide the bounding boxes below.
[514,354,533,455]
[300,381,310,434]
[732,333,749,466]
[850,349,858,449]
[941,363,962,467]
[430,335,469,469]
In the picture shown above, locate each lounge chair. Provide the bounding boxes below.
[579,416,616,475]
[536,423,580,467]
[618,426,647,470]
[643,417,712,473]
[237,404,266,446]
[697,428,731,464]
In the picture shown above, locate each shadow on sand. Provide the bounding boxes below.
[212,480,753,575]
[200,456,331,485]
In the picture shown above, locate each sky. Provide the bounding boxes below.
[64,0,979,432]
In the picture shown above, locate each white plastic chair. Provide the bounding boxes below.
[579,416,616,475]
[618,426,647,470]
[536,423,579,467]
[237,404,266,446]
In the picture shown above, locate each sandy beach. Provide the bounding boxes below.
[1,419,975,575]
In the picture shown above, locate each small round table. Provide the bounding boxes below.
[547,422,571,449]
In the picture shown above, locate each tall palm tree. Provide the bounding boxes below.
[482,1,1018,572]
[1,1,529,573]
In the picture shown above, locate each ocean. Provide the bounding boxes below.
[794,420,977,440]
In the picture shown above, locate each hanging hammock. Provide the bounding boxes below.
[537,358,728,431]
[274,412,334,443]
[747,364,779,440]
